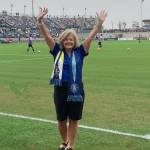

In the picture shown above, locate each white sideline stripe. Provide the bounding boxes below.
[0,112,149,140]
[0,57,48,63]
[0,54,49,57]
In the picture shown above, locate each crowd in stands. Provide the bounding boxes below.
[0,11,150,39]
[0,11,96,38]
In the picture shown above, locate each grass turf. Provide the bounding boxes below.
[0,40,150,149]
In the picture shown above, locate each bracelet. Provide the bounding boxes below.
[38,22,44,26]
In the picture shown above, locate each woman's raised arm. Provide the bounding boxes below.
[38,8,55,50]
[83,10,107,53]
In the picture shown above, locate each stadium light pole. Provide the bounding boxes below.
[10,3,13,16]
[84,8,87,18]
[62,7,65,26]
[63,7,64,18]
[24,5,27,16]
[140,0,144,27]
[32,0,34,17]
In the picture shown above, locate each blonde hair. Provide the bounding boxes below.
[58,29,80,48]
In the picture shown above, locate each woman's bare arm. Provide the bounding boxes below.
[38,8,55,50]
[83,10,107,53]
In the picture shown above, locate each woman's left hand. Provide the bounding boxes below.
[96,10,108,25]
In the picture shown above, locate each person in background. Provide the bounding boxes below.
[97,33,104,49]
[27,34,35,53]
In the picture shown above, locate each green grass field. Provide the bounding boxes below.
[0,40,150,150]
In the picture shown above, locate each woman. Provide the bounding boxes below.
[38,8,107,150]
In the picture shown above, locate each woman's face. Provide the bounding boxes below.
[63,34,75,51]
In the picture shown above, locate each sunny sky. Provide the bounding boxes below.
[0,0,150,29]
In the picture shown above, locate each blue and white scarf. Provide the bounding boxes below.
[50,50,64,86]
[50,50,83,102]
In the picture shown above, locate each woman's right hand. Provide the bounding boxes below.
[38,8,48,23]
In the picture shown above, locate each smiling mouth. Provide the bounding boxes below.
[66,44,73,46]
